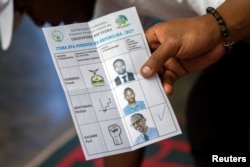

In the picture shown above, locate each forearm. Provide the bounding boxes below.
[216,0,250,42]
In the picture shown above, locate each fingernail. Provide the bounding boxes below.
[142,66,152,76]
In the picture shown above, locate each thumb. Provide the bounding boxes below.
[140,38,180,78]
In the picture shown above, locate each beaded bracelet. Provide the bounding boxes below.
[206,7,234,54]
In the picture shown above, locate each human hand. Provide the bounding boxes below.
[140,15,226,95]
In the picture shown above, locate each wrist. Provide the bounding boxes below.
[215,0,250,43]
[206,7,234,54]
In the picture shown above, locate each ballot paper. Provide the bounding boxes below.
[42,7,181,160]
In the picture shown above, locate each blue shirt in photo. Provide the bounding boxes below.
[123,101,146,115]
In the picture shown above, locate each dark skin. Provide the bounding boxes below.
[140,0,250,95]
[124,89,136,106]
[103,0,250,166]
[12,1,250,166]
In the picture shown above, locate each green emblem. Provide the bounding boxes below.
[89,69,105,87]
[116,15,128,27]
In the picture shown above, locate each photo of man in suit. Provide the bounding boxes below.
[113,59,135,86]
[130,113,159,145]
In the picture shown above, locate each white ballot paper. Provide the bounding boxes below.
[42,7,181,160]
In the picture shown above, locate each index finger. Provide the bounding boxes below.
[140,36,180,78]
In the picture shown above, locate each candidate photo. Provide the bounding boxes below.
[130,113,159,145]
[123,87,146,115]
[113,58,135,86]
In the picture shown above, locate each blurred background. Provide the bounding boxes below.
[0,1,200,166]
